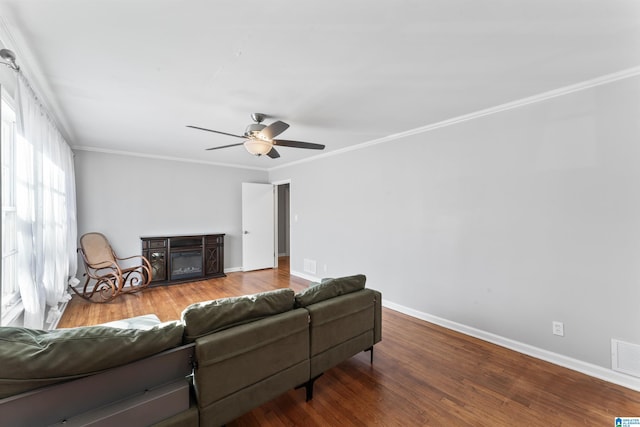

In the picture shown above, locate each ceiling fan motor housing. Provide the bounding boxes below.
[244,123,267,138]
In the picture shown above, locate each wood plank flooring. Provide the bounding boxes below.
[59,258,640,426]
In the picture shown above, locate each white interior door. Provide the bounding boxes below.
[242,182,275,271]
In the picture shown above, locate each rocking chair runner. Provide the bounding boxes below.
[73,232,152,303]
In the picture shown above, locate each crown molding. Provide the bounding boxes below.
[72,145,269,172]
[268,65,640,172]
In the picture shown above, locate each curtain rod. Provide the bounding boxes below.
[0,38,75,147]
[0,47,72,149]
[0,48,19,71]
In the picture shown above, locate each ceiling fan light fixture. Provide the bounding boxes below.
[244,139,273,156]
[190,113,324,158]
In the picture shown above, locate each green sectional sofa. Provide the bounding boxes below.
[0,275,382,426]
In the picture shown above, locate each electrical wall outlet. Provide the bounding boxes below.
[303,259,317,274]
[552,321,564,337]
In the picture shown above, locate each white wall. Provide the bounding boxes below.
[74,151,268,272]
[270,75,640,375]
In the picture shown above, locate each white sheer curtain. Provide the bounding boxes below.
[15,73,77,329]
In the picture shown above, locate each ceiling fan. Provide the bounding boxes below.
[187,113,325,159]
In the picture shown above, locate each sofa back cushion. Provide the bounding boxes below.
[294,274,366,308]
[0,320,184,398]
[181,288,295,343]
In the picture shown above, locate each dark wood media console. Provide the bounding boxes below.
[141,233,225,285]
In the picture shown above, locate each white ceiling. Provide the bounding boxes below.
[0,0,639,170]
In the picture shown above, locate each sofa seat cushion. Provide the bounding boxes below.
[0,320,184,398]
[294,274,366,307]
[181,288,295,343]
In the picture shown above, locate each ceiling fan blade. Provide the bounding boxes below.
[187,125,245,139]
[258,120,289,140]
[272,139,325,150]
[266,147,280,159]
[205,142,245,151]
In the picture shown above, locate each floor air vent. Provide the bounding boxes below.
[612,339,640,378]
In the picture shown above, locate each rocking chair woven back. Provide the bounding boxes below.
[80,232,116,269]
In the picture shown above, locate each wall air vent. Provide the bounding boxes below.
[612,339,640,378]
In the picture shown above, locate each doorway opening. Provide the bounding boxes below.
[275,182,290,272]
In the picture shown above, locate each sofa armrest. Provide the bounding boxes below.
[305,288,381,378]
[193,308,310,426]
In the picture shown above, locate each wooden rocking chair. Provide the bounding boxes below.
[73,232,152,303]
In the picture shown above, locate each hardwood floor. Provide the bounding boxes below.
[59,258,640,426]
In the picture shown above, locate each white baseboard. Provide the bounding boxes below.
[290,269,321,284]
[47,300,69,330]
[223,267,243,273]
[383,300,640,393]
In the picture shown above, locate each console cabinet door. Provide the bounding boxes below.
[142,238,168,282]
[149,249,167,282]
[205,234,224,276]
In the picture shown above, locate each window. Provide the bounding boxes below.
[1,74,77,329]
[1,96,21,325]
